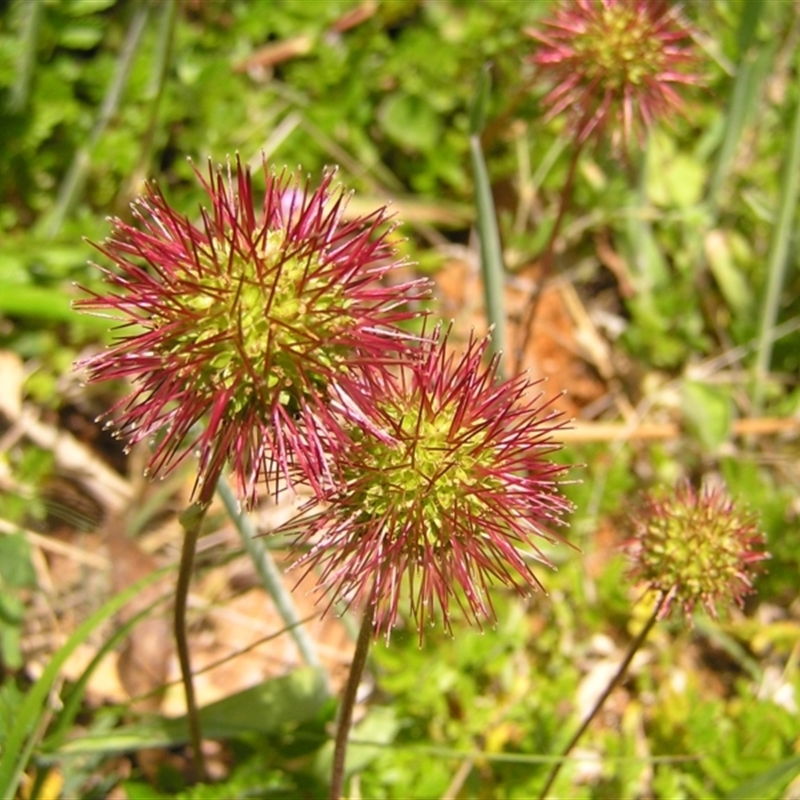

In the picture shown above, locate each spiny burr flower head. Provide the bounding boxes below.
[289,329,574,641]
[75,156,428,507]
[625,481,768,620]
[526,0,701,148]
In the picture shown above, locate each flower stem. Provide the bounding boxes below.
[330,591,376,800]
[536,592,667,800]
[176,499,210,782]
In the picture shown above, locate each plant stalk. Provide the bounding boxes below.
[536,592,667,800]
[329,590,376,800]
[175,499,211,782]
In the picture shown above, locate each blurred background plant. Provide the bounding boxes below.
[0,0,799,798]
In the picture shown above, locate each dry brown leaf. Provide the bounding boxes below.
[107,512,173,712]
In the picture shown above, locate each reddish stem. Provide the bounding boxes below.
[537,593,667,799]
[175,484,217,782]
[330,588,377,800]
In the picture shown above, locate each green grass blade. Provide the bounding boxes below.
[0,568,168,799]
[9,0,42,112]
[754,49,800,408]
[468,62,491,138]
[469,65,507,376]
[216,477,326,679]
[0,282,117,335]
[128,0,179,193]
[0,284,75,322]
[725,753,800,800]
[707,1,774,207]
[41,580,173,753]
[43,3,150,239]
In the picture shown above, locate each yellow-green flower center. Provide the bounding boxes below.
[641,504,745,601]
[575,6,666,90]
[164,228,351,410]
[353,399,502,551]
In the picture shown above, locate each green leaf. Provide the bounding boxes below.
[682,380,733,450]
[624,206,669,291]
[704,229,753,315]
[725,753,800,799]
[470,140,506,372]
[0,622,23,670]
[52,668,329,755]
[378,93,442,152]
[0,591,25,626]
[59,23,104,50]
[735,0,765,56]
[646,131,704,209]
[0,284,77,322]
[313,706,400,784]
[0,681,25,744]
[66,0,118,17]
[0,533,36,589]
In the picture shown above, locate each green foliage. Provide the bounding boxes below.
[0,568,169,799]
[53,669,329,755]
[649,683,799,798]
[0,534,36,670]
[0,0,798,797]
